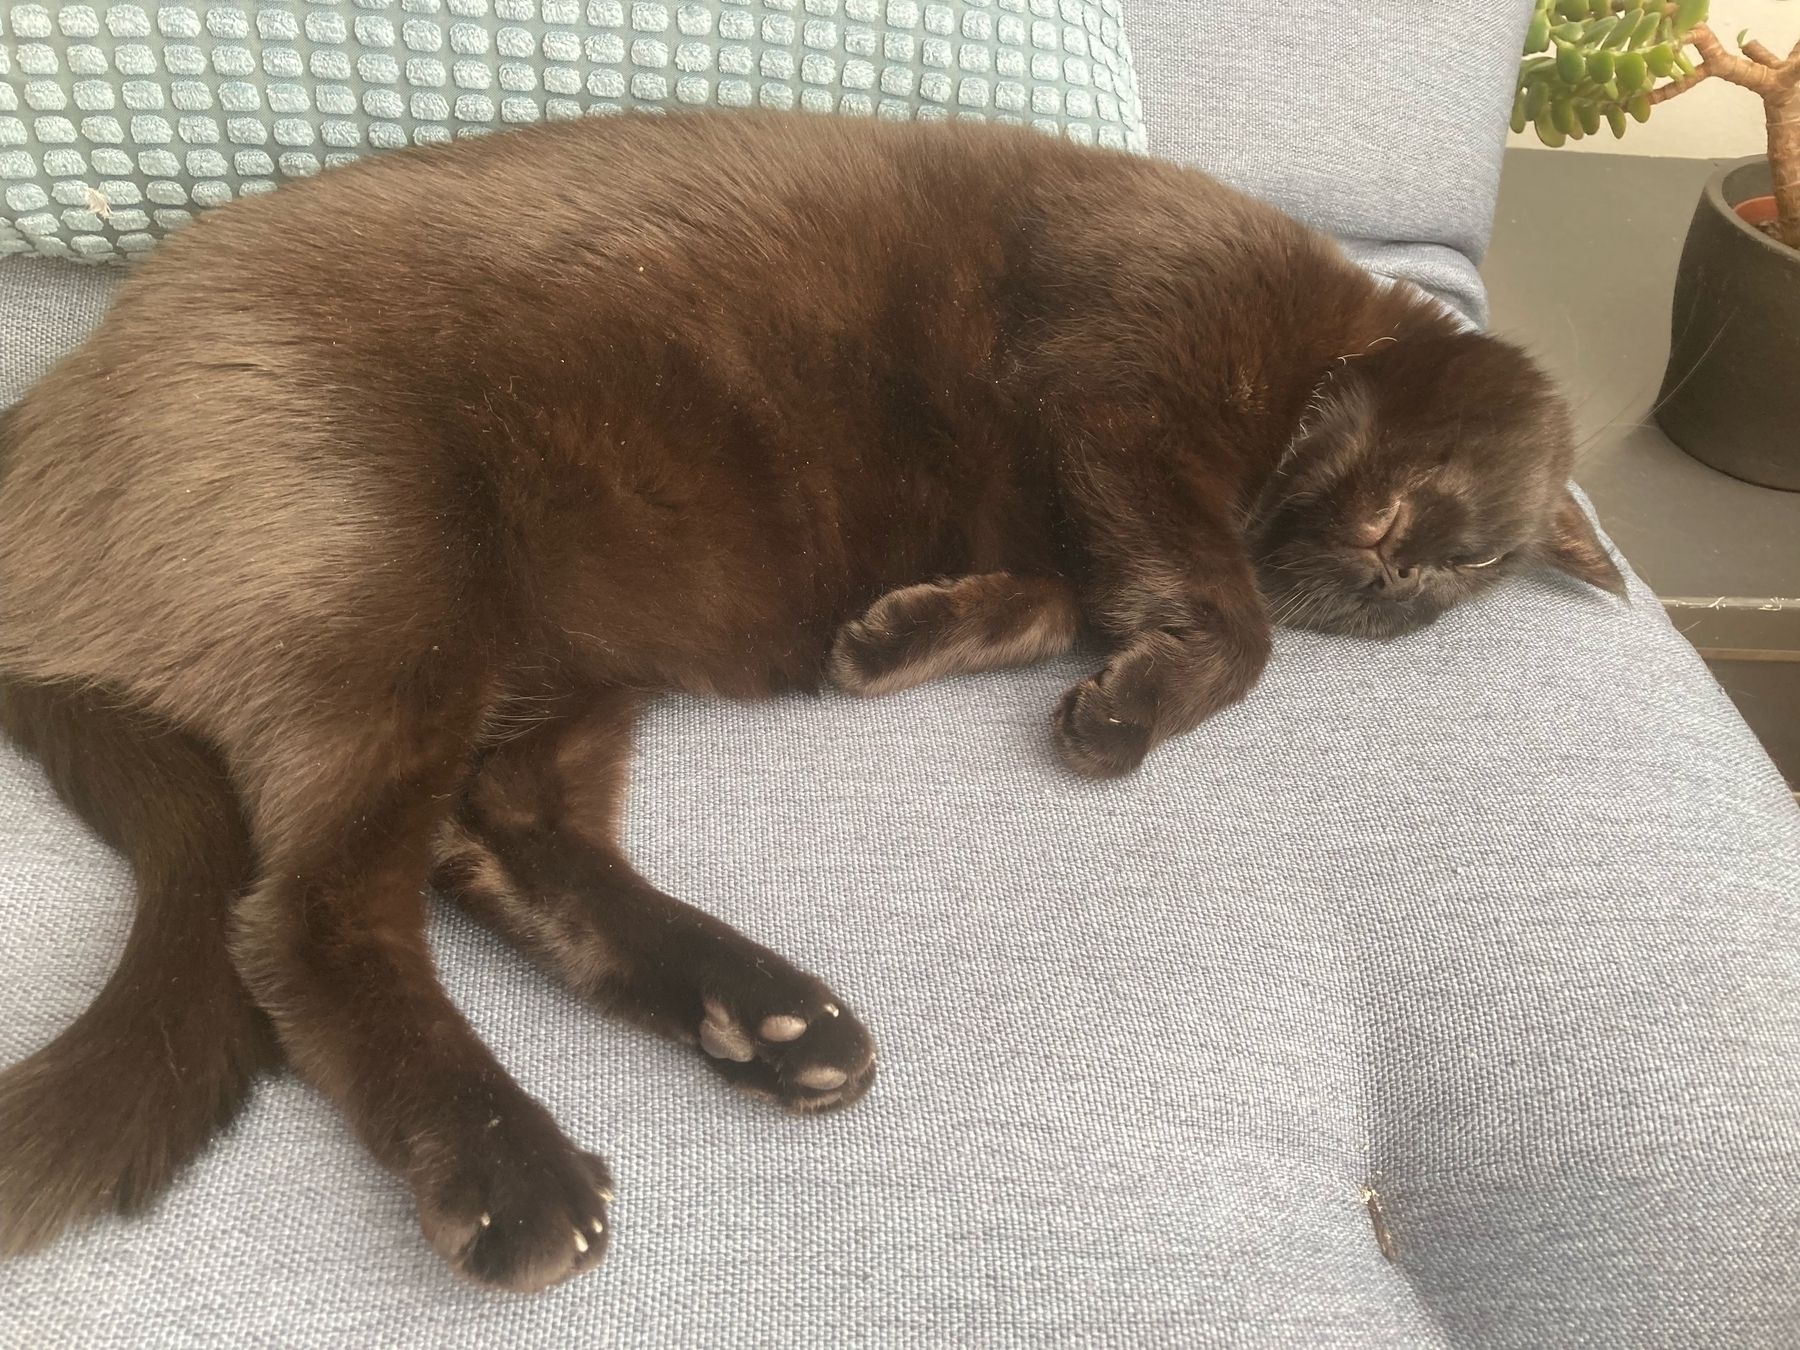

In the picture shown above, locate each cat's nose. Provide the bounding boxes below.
[1366,563,1421,595]
[1350,498,1413,554]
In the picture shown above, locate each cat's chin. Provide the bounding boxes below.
[1271,592,1444,642]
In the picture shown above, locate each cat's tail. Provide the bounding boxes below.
[0,675,280,1254]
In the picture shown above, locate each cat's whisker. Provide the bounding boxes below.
[1564,311,1736,464]
[1271,582,1326,631]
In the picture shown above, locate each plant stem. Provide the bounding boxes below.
[1769,92,1800,248]
[1687,24,1785,95]
[1649,69,1708,104]
[1640,24,1800,246]
[1743,39,1782,68]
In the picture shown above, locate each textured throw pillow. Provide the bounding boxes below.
[0,0,1146,263]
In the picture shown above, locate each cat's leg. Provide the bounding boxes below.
[1054,507,1273,780]
[229,706,612,1293]
[828,572,1080,696]
[431,688,876,1113]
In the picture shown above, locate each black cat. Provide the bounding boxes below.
[0,111,1621,1290]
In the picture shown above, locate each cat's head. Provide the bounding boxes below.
[1250,329,1623,639]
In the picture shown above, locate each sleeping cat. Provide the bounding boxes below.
[0,110,1621,1291]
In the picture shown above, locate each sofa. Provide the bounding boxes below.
[3,3,1798,1345]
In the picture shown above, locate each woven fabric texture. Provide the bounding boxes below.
[0,0,1144,262]
[1128,5,1530,324]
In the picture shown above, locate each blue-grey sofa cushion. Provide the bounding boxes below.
[3,3,1799,1346]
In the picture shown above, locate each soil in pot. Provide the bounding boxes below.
[1735,195,1795,245]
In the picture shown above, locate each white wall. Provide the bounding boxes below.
[1504,0,1799,157]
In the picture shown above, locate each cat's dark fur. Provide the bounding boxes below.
[0,111,1622,1290]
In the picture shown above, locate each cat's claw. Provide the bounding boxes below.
[695,995,875,1113]
[414,1111,614,1293]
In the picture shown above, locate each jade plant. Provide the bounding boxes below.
[1515,0,1800,247]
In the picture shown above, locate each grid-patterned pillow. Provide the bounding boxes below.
[0,0,1146,264]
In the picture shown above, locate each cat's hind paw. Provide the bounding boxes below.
[696,992,876,1114]
[413,1108,614,1293]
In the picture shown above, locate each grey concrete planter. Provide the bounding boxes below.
[1654,156,1800,492]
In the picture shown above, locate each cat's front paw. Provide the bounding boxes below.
[827,582,947,697]
[412,1105,614,1293]
[694,981,876,1114]
[1054,672,1155,778]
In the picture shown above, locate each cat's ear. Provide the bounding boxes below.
[1544,489,1626,597]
